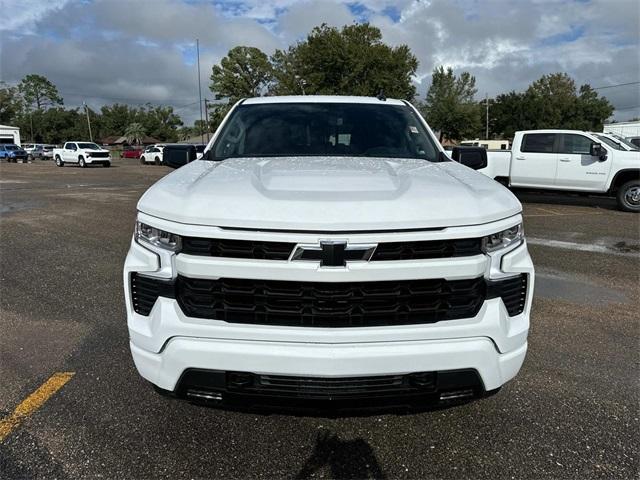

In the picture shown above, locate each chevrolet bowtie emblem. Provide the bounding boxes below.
[291,241,377,267]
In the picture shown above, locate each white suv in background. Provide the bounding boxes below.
[124,96,534,410]
[140,145,165,165]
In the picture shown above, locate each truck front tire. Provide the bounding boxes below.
[617,180,640,212]
[79,156,86,168]
[55,156,64,167]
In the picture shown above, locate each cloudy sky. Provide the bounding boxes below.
[1,0,638,124]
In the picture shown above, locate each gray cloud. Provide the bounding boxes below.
[0,0,638,124]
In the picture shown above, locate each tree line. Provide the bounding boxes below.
[0,75,185,144]
[0,23,614,145]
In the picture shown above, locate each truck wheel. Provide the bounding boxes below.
[55,156,64,167]
[79,156,86,168]
[154,156,160,165]
[103,162,111,168]
[617,180,640,212]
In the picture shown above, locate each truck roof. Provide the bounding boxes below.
[242,95,407,106]
[517,129,598,135]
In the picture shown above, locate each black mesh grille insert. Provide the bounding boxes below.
[238,373,435,398]
[371,238,482,260]
[175,276,487,327]
[181,237,294,260]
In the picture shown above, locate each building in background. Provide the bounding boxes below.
[603,121,640,137]
[0,125,21,145]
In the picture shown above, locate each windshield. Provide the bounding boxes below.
[615,136,639,150]
[594,134,624,151]
[6,145,19,151]
[211,102,440,161]
[78,143,101,149]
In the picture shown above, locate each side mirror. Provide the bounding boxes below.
[590,142,607,161]
[451,146,488,170]
[162,144,197,169]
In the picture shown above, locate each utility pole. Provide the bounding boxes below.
[84,101,93,142]
[196,39,204,144]
[29,112,34,142]
[485,93,489,140]
[204,98,210,143]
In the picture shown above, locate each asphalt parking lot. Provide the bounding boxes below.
[1,159,638,479]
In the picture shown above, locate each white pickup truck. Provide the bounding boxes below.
[124,95,534,410]
[477,130,640,212]
[53,141,111,168]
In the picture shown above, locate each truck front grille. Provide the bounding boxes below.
[131,273,528,323]
[88,151,109,158]
[175,276,486,327]
[180,237,482,260]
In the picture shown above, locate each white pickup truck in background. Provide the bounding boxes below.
[475,130,640,212]
[53,141,112,168]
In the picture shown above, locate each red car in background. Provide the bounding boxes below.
[121,146,142,159]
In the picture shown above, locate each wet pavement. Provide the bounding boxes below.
[0,160,638,479]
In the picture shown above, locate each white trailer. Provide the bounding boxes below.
[0,125,21,146]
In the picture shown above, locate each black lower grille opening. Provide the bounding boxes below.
[176,369,483,404]
[130,273,175,316]
[487,274,528,316]
[175,276,487,327]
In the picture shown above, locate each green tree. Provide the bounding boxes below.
[490,91,531,139]
[0,82,22,124]
[490,73,614,137]
[270,23,418,100]
[17,74,63,111]
[124,122,146,145]
[423,66,481,141]
[574,84,614,131]
[210,46,273,100]
[100,104,141,137]
[140,105,183,142]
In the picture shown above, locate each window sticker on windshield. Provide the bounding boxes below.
[409,126,419,134]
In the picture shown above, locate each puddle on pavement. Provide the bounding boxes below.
[535,270,628,305]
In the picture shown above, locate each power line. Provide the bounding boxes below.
[593,81,640,90]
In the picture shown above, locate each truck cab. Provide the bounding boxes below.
[481,130,640,211]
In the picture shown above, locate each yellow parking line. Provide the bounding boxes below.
[0,372,75,442]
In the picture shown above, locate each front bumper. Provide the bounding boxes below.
[131,334,527,394]
[124,215,534,401]
[86,156,111,163]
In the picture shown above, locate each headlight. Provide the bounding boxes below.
[482,223,523,253]
[135,221,181,252]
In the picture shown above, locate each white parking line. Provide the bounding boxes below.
[527,237,638,257]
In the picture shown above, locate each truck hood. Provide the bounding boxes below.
[138,157,521,230]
